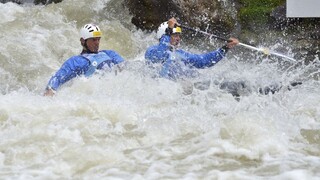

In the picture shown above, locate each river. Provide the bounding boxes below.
[0,0,320,179]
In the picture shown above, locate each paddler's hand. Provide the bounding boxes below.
[168,17,180,29]
[44,88,55,96]
[226,38,239,48]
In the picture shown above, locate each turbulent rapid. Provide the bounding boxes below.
[0,0,320,179]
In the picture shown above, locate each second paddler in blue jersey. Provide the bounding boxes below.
[145,17,239,81]
[145,18,302,98]
[44,24,125,96]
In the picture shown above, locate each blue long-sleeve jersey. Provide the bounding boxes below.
[46,50,124,91]
[145,35,227,80]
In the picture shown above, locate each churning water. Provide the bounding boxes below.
[0,0,320,179]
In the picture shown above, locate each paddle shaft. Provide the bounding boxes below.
[180,25,265,50]
[180,25,230,42]
[180,25,297,62]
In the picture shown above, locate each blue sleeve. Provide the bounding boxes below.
[178,48,227,68]
[46,56,89,90]
[145,35,171,64]
[101,50,124,64]
[145,45,170,64]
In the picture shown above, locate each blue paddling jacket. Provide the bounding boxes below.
[46,50,124,91]
[145,35,228,80]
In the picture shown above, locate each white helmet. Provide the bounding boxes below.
[156,22,169,39]
[80,24,102,40]
[156,21,182,39]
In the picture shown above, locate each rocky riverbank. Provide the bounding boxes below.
[2,0,319,61]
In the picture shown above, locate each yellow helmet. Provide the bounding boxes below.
[172,26,182,34]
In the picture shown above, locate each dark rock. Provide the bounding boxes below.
[34,0,62,5]
[124,0,180,31]
[124,0,239,35]
[0,0,62,4]
[0,0,24,3]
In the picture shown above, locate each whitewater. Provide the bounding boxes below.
[0,0,320,179]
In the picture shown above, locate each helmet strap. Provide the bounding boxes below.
[165,27,173,35]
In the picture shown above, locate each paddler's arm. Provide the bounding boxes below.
[180,37,239,68]
[44,56,89,96]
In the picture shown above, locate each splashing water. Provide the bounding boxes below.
[0,0,320,179]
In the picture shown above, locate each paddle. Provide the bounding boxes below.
[180,25,297,62]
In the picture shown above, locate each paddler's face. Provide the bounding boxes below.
[85,37,100,53]
[170,33,181,47]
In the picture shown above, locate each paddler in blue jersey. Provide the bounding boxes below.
[44,24,125,96]
[145,17,239,81]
